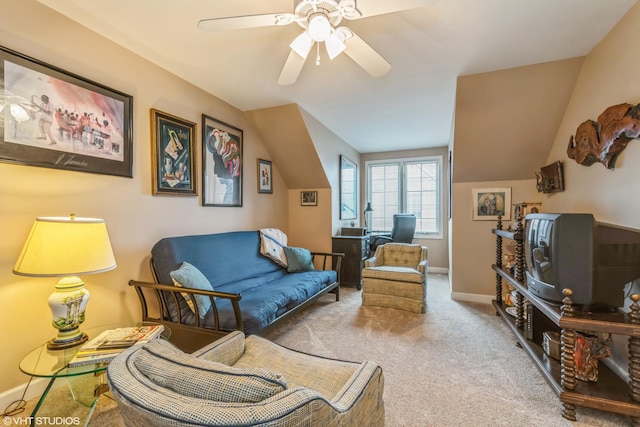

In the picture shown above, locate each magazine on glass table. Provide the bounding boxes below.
[68,325,164,367]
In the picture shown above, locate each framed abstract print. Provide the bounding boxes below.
[202,114,243,207]
[150,109,197,195]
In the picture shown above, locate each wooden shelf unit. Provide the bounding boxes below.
[491,216,640,422]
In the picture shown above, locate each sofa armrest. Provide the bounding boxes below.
[365,246,385,267]
[364,256,378,268]
[311,251,344,278]
[418,259,427,274]
[311,251,343,269]
[330,361,384,413]
[128,280,243,331]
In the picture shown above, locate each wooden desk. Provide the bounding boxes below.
[332,235,369,290]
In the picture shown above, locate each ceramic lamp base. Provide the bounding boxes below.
[47,276,90,350]
[47,331,88,350]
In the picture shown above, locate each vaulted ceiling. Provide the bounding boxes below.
[35,0,636,159]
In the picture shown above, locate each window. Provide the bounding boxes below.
[366,156,442,237]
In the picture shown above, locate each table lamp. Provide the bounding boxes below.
[364,202,373,230]
[13,215,116,349]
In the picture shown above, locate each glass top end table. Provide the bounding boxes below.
[19,322,169,424]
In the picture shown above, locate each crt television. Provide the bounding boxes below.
[524,213,640,312]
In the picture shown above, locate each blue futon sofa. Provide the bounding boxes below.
[129,231,343,335]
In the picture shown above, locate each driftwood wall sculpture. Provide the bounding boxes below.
[567,103,640,169]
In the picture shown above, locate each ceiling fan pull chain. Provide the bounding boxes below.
[316,42,321,66]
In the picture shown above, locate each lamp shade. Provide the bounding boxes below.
[325,32,346,60]
[364,202,373,212]
[290,31,314,59]
[13,215,116,277]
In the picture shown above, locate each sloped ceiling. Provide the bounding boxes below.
[453,57,585,183]
[244,104,330,189]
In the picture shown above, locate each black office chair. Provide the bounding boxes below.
[369,213,417,255]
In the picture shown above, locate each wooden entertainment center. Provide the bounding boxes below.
[491,216,640,423]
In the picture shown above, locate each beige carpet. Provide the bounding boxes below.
[9,273,630,426]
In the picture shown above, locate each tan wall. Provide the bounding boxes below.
[299,109,361,236]
[450,3,640,302]
[288,188,333,254]
[0,1,289,393]
[541,3,640,226]
[539,1,640,376]
[451,179,540,300]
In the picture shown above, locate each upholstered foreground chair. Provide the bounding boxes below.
[361,243,427,314]
[369,214,416,256]
[107,331,384,427]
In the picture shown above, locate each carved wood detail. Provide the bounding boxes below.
[495,216,503,307]
[568,103,640,169]
[514,219,525,330]
[629,294,640,411]
[560,288,577,421]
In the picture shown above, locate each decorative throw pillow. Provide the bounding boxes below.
[134,339,288,403]
[169,262,213,319]
[283,246,315,273]
[259,228,288,267]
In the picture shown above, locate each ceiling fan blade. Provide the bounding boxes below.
[198,13,288,32]
[278,48,310,86]
[354,0,437,19]
[342,30,391,78]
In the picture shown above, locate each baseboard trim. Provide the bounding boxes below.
[427,267,448,274]
[0,377,49,414]
[451,292,494,304]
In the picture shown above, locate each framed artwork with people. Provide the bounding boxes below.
[472,187,511,221]
[0,45,133,177]
[301,191,318,206]
[257,158,272,194]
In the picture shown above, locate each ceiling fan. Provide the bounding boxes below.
[198,0,432,85]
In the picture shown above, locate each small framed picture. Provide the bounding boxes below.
[472,187,511,221]
[150,109,197,196]
[257,159,272,194]
[301,191,317,206]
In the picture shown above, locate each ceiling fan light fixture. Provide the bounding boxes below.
[325,32,346,59]
[290,31,314,59]
[307,13,331,42]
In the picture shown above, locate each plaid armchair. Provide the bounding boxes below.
[362,243,428,313]
[107,331,384,426]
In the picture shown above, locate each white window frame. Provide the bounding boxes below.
[366,155,443,239]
